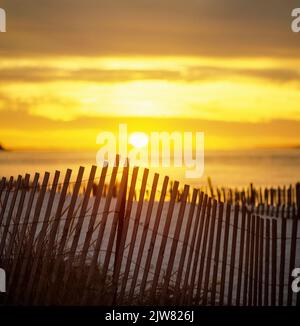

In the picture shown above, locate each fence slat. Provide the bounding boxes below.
[248,213,256,305]
[219,202,231,305]
[211,201,224,305]
[160,184,189,304]
[13,172,50,303]
[271,219,277,306]
[81,157,120,305]
[202,199,217,305]
[127,173,159,302]
[196,198,212,304]
[24,170,60,304]
[61,166,97,302]
[0,177,6,201]
[174,188,198,303]
[33,169,72,305]
[2,175,30,268]
[253,215,260,306]
[150,180,179,299]
[264,219,271,306]
[45,166,84,305]
[236,205,246,305]
[0,176,6,218]
[279,217,287,305]
[243,211,252,305]
[5,173,39,301]
[0,175,22,256]
[180,191,204,304]
[139,176,169,301]
[97,161,129,304]
[111,166,139,304]
[116,168,148,304]
[258,218,264,306]
[77,162,108,285]
[287,214,299,305]
[228,204,239,305]
[187,194,208,305]
[0,177,14,227]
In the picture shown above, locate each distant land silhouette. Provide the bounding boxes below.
[0,143,6,151]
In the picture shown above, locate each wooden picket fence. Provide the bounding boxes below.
[207,179,299,219]
[0,156,299,306]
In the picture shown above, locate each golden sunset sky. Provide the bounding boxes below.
[1,0,300,150]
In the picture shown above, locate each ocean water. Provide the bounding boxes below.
[0,148,299,188]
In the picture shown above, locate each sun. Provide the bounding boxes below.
[129,132,149,148]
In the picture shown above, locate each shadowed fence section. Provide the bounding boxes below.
[208,179,299,214]
[0,157,299,306]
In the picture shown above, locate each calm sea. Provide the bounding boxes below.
[0,148,299,188]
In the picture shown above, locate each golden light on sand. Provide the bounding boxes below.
[129,132,149,148]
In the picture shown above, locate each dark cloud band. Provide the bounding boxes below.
[1,0,299,57]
